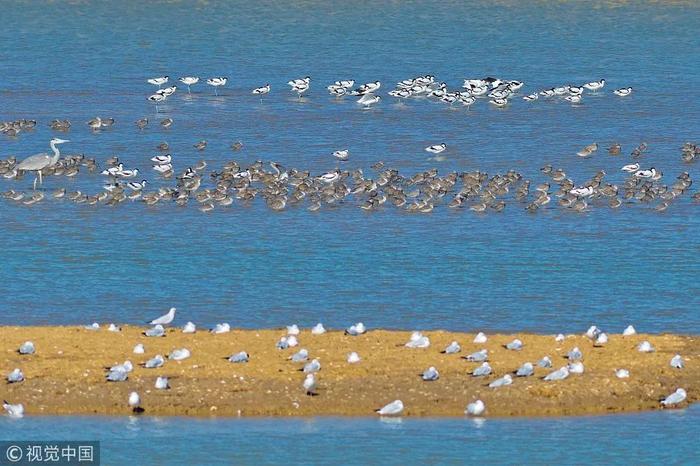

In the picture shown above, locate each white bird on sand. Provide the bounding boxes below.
[301,358,321,373]
[155,376,170,390]
[489,374,513,388]
[18,341,35,355]
[108,361,133,373]
[637,341,655,353]
[290,348,309,363]
[465,349,488,362]
[405,332,430,348]
[148,76,168,87]
[544,366,570,381]
[441,341,461,354]
[472,362,492,377]
[623,325,637,336]
[615,369,630,379]
[108,323,121,332]
[286,335,299,347]
[206,77,228,95]
[425,143,446,154]
[228,351,249,363]
[133,344,145,354]
[661,388,686,407]
[585,325,601,339]
[2,401,25,418]
[303,373,317,396]
[473,332,488,344]
[144,325,165,337]
[516,362,534,377]
[595,333,609,346]
[17,138,70,189]
[538,356,553,368]
[347,352,361,363]
[421,366,440,381]
[128,391,143,413]
[376,400,404,416]
[211,323,231,334]
[345,322,366,336]
[7,368,24,383]
[568,361,585,374]
[286,324,300,336]
[149,307,176,326]
[179,76,199,93]
[311,323,326,335]
[84,322,100,331]
[555,334,565,343]
[168,348,191,361]
[182,322,196,334]
[505,339,523,351]
[466,400,485,416]
[276,336,290,349]
[670,354,684,369]
[567,347,583,361]
[144,354,165,369]
[106,369,128,382]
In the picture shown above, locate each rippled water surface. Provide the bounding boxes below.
[1,1,699,333]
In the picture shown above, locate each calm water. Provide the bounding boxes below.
[0,406,698,465]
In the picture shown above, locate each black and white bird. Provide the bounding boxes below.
[127,180,147,191]
[179,76,199,93]
[425,143,447,154]
[288,76,311,87]
[583,79,605,91]
[634,167,657,178]
[151,154,172,165]
[614,87,633,97]
[148,93,167,112]
[523,93,539,101]
[252,84,271,101]
[357,94,380,108]
[489,98,508,107]
[156,85,177,97]
[621,163,640,173]
[206,77,228,95]
[352,81,381,95]
[565,94,582,104]
[333,150,349,161]
[147,76,168,87]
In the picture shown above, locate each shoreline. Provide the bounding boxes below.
[1,326,696,418]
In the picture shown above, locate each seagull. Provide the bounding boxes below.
[7,369,24,383]
[301,358,321,373]
[594,333,608,346]
[583,79,605,91]
[421,366,440,381]
[466,400,485,416]
[505,339,523,351]
[472,362,492,377]
[149,307,176,326]
[357,94,380,108]
[425,143,446,154]
[489,374,513,388]
[615,369,630,379]
[85,323,100,331]
[107,361,133,373]
[228,351,249,363]
[516,362,534,377]
[133,344,145,354]
[207,77,228,95]
[347,352,361,363]
[276,336,290,350]
[637,341,655,353]
[538,356,552,368]
[376,400,404,416]
[211,323,231,334]
[182,321,196,334]
[286,324,300,336]
[106,369,128,382]
[613,87,633,96]
[621,163,640,172]
[2,401,25,418]
[465,349,488,362]
[147,76,168,87]
[405,332,430,348]
[168,348,191,361]
[18,341,35,355]
[567,347,583,361]
[623,325,637,336]
[143,324,165,337]
[568,361,585,374]
[303,373,317,396]
[155,377,170,390]
[555,334,565,343]
[333,150,350,161]
[108,323,121,332]
[128,391,143,413]
[144,355,165,369]
[441,341,461,354]
[252,84,271,102]
[661,388,687,407]
[290,348,309,363]
[179,76,199,93]
[473,332,488,344]
[670,354,684,369]
[311,323,326,335]
[286,335,299,347]
[345,322,366,336]
[544,366,570,381]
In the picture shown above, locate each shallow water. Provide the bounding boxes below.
[1,406,699,465]
[1,1,699,333]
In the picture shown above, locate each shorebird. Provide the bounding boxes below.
[466,400,485,416]
[583,79,605,91]
[179,76,199,93]
[333,149,349,161]
[17,138,69,189]
[357,93,380,108]
[206,77,228,95]
[614,87,633,96]
[252,84,271,102]
[149,307,176,325]
[148,93,167,112]
[425,143,446,154]
[376,400,403,416]
[147,76,168,87]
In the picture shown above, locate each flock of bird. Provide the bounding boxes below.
[0,136,699,213]
[3,309,689,418]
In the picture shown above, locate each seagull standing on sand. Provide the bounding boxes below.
[18,341,35,355]
[376,400,404,416]
[128,391,144,413]
[149,307,176,326]
[670,354,684,369]
[311,323,326,335]
[155,377,170,390]
[473,332,488,343]
[2,401,24,418]
[303,373,317,395]
[466,400,485,416]
[661,388,687,407]
[472,362,492,377]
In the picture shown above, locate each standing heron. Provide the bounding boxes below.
[17,138,69,189]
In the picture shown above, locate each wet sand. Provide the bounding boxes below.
[1,326,697,417]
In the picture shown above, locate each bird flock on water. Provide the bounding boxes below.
[3,310,690,418]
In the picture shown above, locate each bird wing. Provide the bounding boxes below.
[17,153,50,170]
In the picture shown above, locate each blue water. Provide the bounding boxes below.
[1,407,699,465]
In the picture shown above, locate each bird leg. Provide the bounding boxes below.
[38,170,43,186]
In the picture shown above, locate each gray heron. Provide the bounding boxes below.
[17,138,69,189]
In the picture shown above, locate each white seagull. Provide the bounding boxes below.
[465,400,485,416]
[149,307,176,325]
[376,400,404,416]
[661,388,687,407]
